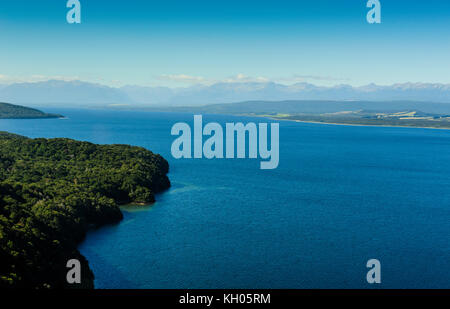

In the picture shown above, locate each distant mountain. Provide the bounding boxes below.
[150,100,450,115]
[122,81,450,106]
[1,80,450,107]
[119,85,177,105]
[0,102,62,119]
[0,80,132,106]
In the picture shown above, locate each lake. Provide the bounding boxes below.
[1,108,449,288]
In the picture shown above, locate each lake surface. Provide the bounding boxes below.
[1,109,449,288]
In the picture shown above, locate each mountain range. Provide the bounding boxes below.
[1,80,450,107]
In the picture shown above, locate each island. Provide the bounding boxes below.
[0,132,170,288]
[0,102,63,119]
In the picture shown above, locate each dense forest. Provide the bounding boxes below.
[0,102,62,119]
[0,132,170,288]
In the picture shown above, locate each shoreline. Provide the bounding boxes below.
[253,115,450,130]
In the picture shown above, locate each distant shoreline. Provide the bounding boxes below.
[255,115,450,130]
[0,102,64,119]
[0,115,65,120]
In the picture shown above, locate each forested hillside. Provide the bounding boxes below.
[0,132,170,288]
[0,102,62,119]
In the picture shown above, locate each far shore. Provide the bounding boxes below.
[251,115,450,130]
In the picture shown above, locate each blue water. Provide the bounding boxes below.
[1,109,449,288]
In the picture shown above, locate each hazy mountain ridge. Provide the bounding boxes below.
[150,100,450,115]
[1,80,450,107]
[0,80,133,106]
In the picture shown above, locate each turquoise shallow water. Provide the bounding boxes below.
[1,109,449,288]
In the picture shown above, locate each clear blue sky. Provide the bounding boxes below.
[0,0,449,87]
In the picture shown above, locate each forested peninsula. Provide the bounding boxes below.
[0,102,62,119]
[0,132,170,288]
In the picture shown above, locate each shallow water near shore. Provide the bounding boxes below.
[1,108,449,288]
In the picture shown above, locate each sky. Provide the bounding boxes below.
[0,0,449,88]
